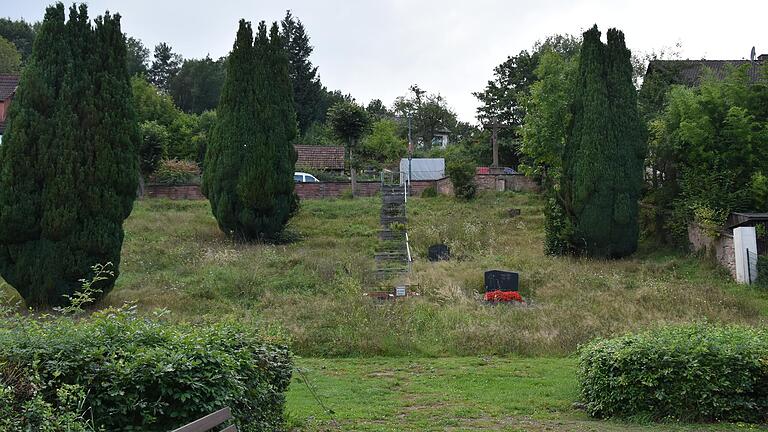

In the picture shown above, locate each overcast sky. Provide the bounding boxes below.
[5,0,768,122]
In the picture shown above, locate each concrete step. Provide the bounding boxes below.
[375,252,408,260]
[379,230,405,240]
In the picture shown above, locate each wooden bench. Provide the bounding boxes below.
[171,407,237,432]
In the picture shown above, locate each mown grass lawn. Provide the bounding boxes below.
[286,356,765,432]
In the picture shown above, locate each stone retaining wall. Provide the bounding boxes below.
[688,223,736,278]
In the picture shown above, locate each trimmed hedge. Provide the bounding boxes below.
[0,309,292,431]
[578,324,768,422]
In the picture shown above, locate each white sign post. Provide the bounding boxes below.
[734,226,758,284]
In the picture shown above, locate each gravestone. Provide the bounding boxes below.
[428,244,450,261]
[484,270,519,292]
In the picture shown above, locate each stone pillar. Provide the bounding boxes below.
[734,226,758,284]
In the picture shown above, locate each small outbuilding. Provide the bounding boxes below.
[399,158,445,184]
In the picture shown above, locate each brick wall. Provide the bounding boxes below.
[294,181,381,199]
[143,184,205,200]
[142,173,540,201]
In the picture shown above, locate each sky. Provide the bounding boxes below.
[5,0,768,123]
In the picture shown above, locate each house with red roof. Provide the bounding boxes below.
[0,74,21,144]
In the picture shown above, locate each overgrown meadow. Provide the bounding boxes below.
[5,193,761,357]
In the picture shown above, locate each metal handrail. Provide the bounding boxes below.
[405,232,413,273]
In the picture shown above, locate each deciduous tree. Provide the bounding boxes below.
[169,55,225,114]
[0,36,21,73]
[327,101,370,196]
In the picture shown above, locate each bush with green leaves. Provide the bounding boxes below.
[0,363,95,431]
[578,324,768,422]
[0,308,292,431]
[445,148,476,200]
[153,158,200,185]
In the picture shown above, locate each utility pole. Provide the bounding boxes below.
[407,113,413,189]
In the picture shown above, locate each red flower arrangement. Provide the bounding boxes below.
[485,290,524,303]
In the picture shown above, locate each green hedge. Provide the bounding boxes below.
[578,324,768,422]
[0,309,292,431]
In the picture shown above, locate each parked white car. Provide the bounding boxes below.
[294,172,320,183]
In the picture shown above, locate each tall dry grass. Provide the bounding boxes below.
[3,194,765,356]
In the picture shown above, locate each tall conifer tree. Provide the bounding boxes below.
[0,3,138,307]
[606,28,644,256]
[553,25,644,258]
[281,11,323,135]
[203,20,297,241]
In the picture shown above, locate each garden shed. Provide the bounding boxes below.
[399,158,445,184]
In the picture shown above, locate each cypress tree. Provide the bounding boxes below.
[554,25,645,258]
[606,28,644,257]
[203,20,298,241]
[560,25,613,257]
[0,3,138,307]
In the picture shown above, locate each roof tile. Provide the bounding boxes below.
[294,145,345,171]
[0,75,20,102]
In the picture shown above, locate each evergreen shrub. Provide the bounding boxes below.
[579,324,768,422]
[0,309,293,431]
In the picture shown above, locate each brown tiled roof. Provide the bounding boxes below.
[295,145,345,171]
[0,74,20,102]
[647,60,765,85]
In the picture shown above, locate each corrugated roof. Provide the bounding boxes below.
[0,75,20,102]
[647,60,765,85]
[295,145,345,171]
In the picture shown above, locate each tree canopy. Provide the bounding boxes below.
[125,36,149,77]
[0,36,22,73]
[393,85,456,150]
[0,18,37,63]
[169,55,225,113]
[281,10,324,136]
[148,42,182,93]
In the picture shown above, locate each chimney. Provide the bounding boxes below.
[759,54,768,61]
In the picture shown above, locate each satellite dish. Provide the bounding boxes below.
[751,46,756,62]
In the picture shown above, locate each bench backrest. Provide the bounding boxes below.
[171,407,237,432]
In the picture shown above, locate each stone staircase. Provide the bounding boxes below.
[374,185,411,279]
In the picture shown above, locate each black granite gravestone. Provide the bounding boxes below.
[428,244,450,261]
[484,270,519,292]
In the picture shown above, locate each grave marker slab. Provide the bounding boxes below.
[484,270,519,292]
[428,244,450,262]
